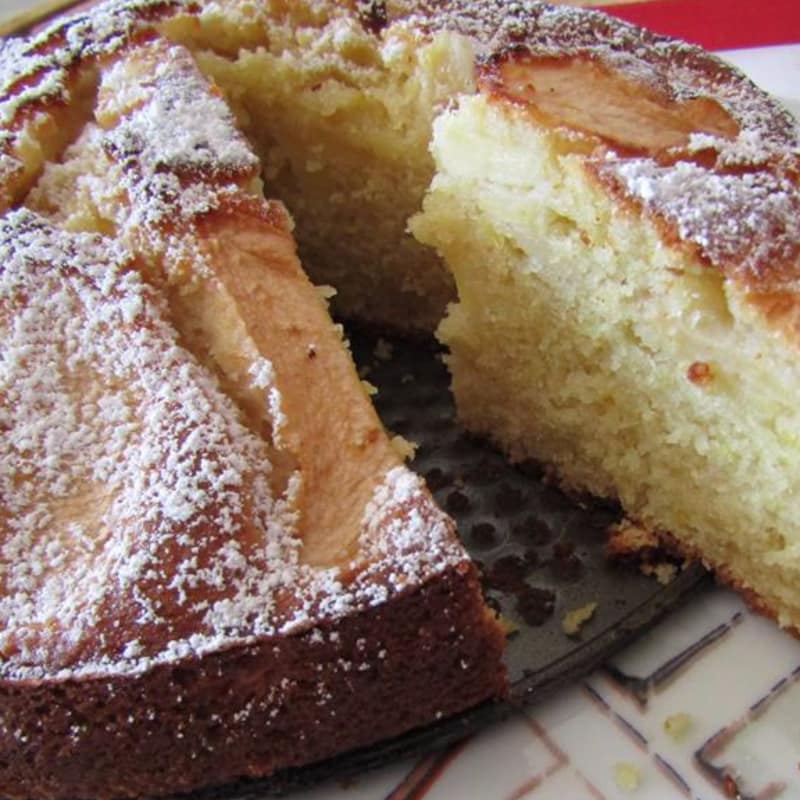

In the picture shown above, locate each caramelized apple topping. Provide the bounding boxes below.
[485,54,739,156]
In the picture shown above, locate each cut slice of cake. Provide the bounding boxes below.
[0,22,505,800]
[411,16,800,628]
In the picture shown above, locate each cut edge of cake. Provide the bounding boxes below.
[412,31,800,629]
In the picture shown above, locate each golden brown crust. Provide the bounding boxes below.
[478,32,800,294]
[454,5,800,345]
[3,0,799,313]
[1,563,506,800]
[0,1,188,207]
[608,520,800,639]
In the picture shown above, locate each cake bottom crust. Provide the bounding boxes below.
[1,563,506,800]
[608,517,800,636]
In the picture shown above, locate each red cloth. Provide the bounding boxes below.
[593,0,800,50]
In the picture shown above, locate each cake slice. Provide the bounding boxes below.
[0,25,505,800]
[411,12,800,628]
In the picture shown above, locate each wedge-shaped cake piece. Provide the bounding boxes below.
[0,26,505,800]
[412,12,800,629]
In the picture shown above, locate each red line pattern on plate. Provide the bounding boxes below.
[384,740,470,800]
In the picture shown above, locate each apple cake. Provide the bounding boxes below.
[1,0,798,798]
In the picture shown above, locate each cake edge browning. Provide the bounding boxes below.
[1,561,505,800]
[608,518,800,636]
[5,0,799,334]
[0,206,507,790]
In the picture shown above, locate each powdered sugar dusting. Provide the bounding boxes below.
[249,358,288,445]
[6,0,798,291]
[0,0,183,90]
[2,15,469,681]
[0,0,189,184]
[0,211,464,681]
[355,466,462,588]
[93,39,262,275]
[471,1,799,161]
[0,211,465,682]
[401,0,789,149]
[0,208,280,677]
[101,42,258,181]
[25,37,263,282]
[607,159,800,281]
[395,0,799,281]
